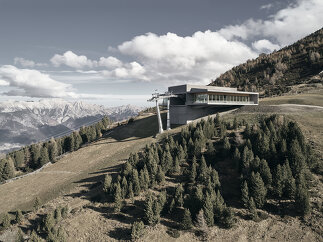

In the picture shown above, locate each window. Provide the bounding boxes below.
[195,94,208,103]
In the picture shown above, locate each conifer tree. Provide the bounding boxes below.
[273,164,284,198]
[144,193,155,225]
[15,210,23,225]
[241,180,249,208]
[132,169,141,196]
[283,160,296,199]
[54,207,62,221]
[39,146,49,167]
[168,198,175,214]
[233,117,238,130]
[30,144,41,168]
[121,176,128,198]
[48,138,57,162]
[33,197,41,211]
[131,221,145,240]
[295,180,310,217]
[259,159,272,187]
[221,206,235,228]
[43,212,54,233]
[14,150,25,168]
[128,182,134,203]
[139,169,147,191]
[174,184,184,207]
[103,174,112,193]
[73,131,83,151]
[1,159,15,180]
[181,208,193,230]
[223,136,231,156]
[210,169,220,190]
[248,197,257,220]
[198,156,208,183]
[113,182,122,212]
[190,156,197,182]
[196,210,208,238]
[249,172,267,208]
[156,165,165,184]
[233,147,241,170]
[203,193,214,226]
[172,156,180,174]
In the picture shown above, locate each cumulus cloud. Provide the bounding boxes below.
[50,51,94,69]
[0,65,76,98]
[50,51,123,69]
[117,31,257,84]
[219,0,323,46]
[252,39,281,53]
[260,3,273,10]
[14,57,47,68]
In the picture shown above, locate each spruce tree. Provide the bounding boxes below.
[132,169,141,196]
[121,176,128,198]
[248,197,258,220]
[249,172,267,208]
[283,160,296,199]
[221,206,235,228]
[144,193,155,225]
[259,158,272,187]
[33,197,41,211]
[39,146,49,167]
[156,165,165,184]
[15,210,23,225]
[131,221,145,240]
[113,182,122,212]
[273,164,284,198]
[196,210,208,238]
[233,147,241,170]
[30,144,41,168]
[223,136,231,156]
[295,181,310,217]
[43,212,54,233]
[181,208,193,230]
[128,182,134,203]
[241,180,249,208]
[48,138,58,162]
[203,193,214,226]
[198,156,208,184]
[190,156,197,182]
[174,184,184,207]
[103,174,112,193]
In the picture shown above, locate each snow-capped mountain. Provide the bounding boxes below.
[0,99,142,153]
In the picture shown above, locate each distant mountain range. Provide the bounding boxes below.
[210,28,323,96]
[0,99,141,153]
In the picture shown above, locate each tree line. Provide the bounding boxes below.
[0,116,111,182]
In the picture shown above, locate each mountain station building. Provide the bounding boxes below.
[168,84,259,125]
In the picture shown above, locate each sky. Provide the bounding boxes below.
[0,0,322,107]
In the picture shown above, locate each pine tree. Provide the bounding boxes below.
[113,182,122,212]
[273,164,284,198]
[190,156,197,182]
[248,197,258,220]
[1,158,15,180]
[174,184,184,207]
[43,212,54,233]
[128,182,134,203]
[30,144,41,168]
[33,197,41,211]
[121,176,128,198]
[241,180,249,208]
[249,172,267,208]
[48,138,58,162]
[39,146,49,167]
[156,165,165,184]
[132,169,141,196]
[203,193,214,226]
[144,193,155,225]
[198,156,208,183]
[103,174,112,193]
[131,221,145,240]
[295,179,310,217]
[172,156,181,174]
[14,150,25,168]
[221,206,235,228]
[73,131,83,151]
[181,208,193,230]
[233,147,241,170]
[15,210,23,225]
[289,139,306,176]
[259,159,272,187]
[283,160,296,199]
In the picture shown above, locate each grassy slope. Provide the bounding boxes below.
[0,97,322,241]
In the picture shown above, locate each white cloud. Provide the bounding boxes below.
[50,51,95,69]
[0,65,76,98]
[117,31,257,84]
[219,0,323,46]
[98,56,122,68]
[252,39,281,53]
[14,57,47,68]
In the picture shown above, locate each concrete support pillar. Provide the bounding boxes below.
[156,99,163,134]
[166,98,171,130]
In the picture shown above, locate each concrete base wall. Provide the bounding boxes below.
[169,105,236,124]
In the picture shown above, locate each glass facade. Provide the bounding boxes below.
[193,93,250,104]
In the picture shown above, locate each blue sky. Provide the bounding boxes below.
[0,0,322,107]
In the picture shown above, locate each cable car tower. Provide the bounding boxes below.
[148,91,177,134]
